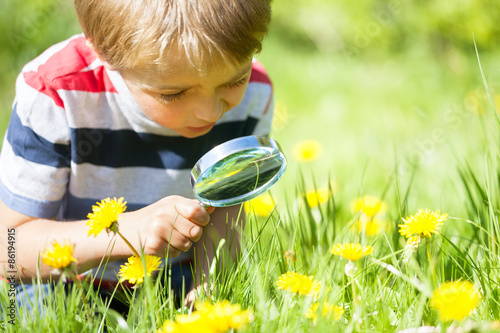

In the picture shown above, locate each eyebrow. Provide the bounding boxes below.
[145,63,253,92]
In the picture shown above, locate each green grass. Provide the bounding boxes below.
[2,0,500,331]
[3,154,500,332]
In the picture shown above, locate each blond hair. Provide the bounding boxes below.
[74,0,272,73]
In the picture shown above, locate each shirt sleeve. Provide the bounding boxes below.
[0,72,71,218]
[251,96,274,137]
[246,59,274,137]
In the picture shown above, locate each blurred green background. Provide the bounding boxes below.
[1,0,499,217]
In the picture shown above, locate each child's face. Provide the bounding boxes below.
[120,54,252,138]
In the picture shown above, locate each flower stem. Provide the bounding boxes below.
[440,321,450,333]
[351,277,357,308]
[425,237,437,283]
[117,230,140,257]
[72,271,93,324]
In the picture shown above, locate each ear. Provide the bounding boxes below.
[85,39,116,71]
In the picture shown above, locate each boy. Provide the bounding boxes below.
[0,0,274,309]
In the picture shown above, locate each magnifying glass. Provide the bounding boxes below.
[190,136,287,207]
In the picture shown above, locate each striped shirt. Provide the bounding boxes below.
[0,34,273,280]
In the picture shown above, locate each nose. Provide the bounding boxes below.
[194,94,227,123]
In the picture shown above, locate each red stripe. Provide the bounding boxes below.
[23,36,117,109]
[24,71,65,108]
[250,60,272,85]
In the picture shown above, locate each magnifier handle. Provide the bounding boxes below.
[198,201,211,210]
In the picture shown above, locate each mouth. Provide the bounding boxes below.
[187,123,216,133]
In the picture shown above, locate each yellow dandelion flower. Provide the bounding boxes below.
[196,300,254,332]
[41,240,77,270]
[87,197,127,237]
[174,313,203,325]
[353,217,387,236]
[331,243,373,261]
[431,280,480,321]
[399,209,448,239]
[157,301,253,333]
[171,313,212,333]
[118,255,161,285]
[157,319,176,333]
[293,140,322,162]
[351,196,387,217]
[276,271,321,297]
[304,188,330,208]
[306,302,344,322]
[244,194,275,216]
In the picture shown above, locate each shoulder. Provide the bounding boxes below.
[249,59,272,86]
[19,34,116,109]
[22,35,95,79]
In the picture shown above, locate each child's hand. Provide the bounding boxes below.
[184,282,213,308]
[120,196,215,258]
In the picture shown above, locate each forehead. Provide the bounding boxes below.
[123,50,252,90]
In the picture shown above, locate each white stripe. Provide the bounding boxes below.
[219,82,272,122]
[68,162,194,203]
[15,77,70,144]
[252,98,274,137]
[0,139,69,202]
[62,89,141,130]
[62,88,181,135]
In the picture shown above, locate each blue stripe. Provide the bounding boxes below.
[70,117,259,168]
[61,193,147,221]
[0,179,62,218]
[7,104,71,168]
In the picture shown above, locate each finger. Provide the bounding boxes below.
[151,221,194,252]
[173,220,204,242]
[145,231,192,255]
[166,246,181,258]
[172,197,210,226]
[166,228,193,252]
[197,202,215,215]
[184,288,198,308]
[144,234,181,258]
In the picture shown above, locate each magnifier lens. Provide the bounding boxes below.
[191,137,286,207]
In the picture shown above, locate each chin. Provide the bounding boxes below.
[178,129,211,139]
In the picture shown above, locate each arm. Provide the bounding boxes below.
[0,196,211,283]
[192,204,245,286]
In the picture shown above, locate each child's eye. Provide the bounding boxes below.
[226,77,249,89]
[159,91,187,103]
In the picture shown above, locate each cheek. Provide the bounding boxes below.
[134,95,185,125]
[226,86,248,108]
[135,97,161,117]
[135,96,157,114]
[126,85,164,118]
